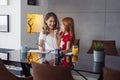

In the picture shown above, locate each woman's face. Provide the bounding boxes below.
[46,17,56,30]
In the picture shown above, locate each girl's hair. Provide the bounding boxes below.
[62,17,75,47]
[42,12,59,34]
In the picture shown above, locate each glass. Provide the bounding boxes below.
[72,55,78,67]
[72,55,78,63]
[21,45,27,60]
[72,45,79,55]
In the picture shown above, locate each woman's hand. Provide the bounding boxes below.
[49,59,54,66]
[39,46,45,51]
[54,29,61,48]
[54,29,58,37]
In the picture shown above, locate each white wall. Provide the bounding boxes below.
[48,0,120,54]
[0,0,48,61]
[0,0,21,49]
[0,0,48,49]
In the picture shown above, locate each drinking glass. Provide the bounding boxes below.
[72,55,78,67]
[21,45,27,60]
[72,45,79,55]
[72,55,78,63]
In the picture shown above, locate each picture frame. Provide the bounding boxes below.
[0,52,9,60]
[0,15,9,32]
[28,0,36,5]
[0,0,8,5]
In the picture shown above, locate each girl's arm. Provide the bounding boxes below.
[62,41,71,54]
[66,41,71,50]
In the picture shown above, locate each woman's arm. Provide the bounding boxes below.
[56,36,61,48]
[39,31,46,51]
[54,29,61,48]
[39,39,45,51]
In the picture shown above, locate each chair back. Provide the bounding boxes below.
[0,59,17,80]
[73,39,80,48]
[87,40,119,56]
[103,67,120,80]
[31,62,75,80]
[0,59,33,80]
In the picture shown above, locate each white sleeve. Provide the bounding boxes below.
[39,32,46,41]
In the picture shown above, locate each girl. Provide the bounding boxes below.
[60,17,75,66]
[39,12,60,65]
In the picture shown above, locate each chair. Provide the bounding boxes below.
[103,67,120,80]
[74,39,80,48]
[87,40,119,56]
[31,62,75,80]
[0,59,33,80]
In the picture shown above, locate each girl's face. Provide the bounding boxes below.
[46,17,56,30]
[61,23,65,32]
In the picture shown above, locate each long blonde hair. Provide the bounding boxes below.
[62,17,75,47]
[42,12,59,35]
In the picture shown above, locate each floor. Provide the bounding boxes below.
[72,71,99,80]
[72,75,97,80]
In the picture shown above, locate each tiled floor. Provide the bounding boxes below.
[72,75,97,80]
[72,71,99,80]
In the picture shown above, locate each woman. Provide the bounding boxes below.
[38,12,60,64]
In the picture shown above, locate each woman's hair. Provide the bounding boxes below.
[42,12,59,34]
[62,17,75,47]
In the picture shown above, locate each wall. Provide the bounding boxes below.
[0,0,21,49]
[21,0,48,48]
[0,0,48,49]
[0,0,48,61]
[48,0,120,54]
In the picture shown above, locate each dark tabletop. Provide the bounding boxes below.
[74,53,120,74]
[0,48,14,52]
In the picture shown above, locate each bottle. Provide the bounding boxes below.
[54,49,61,66]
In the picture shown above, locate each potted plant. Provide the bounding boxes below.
[93,42,105,62]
